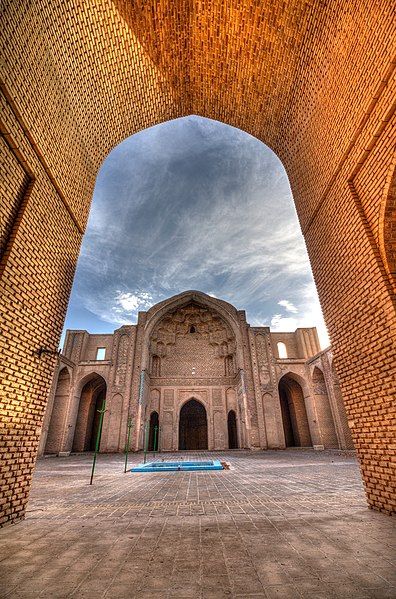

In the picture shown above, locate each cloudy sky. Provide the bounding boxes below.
[63,116,329,347]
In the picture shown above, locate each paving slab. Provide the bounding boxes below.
[0,450,395,598]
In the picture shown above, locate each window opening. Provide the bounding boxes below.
[277,342,287,359]
[96,347,106,360]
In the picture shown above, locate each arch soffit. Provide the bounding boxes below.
[74,371,108,395]
[57,365,72,381]
[278,370,309,395]
[141,291,244,368]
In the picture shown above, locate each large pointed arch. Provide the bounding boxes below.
[141,291,244,370]
[1,0,395,523]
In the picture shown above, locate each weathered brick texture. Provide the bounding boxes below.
[1,0,395,524]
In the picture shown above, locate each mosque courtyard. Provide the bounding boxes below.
[0,450,395,599]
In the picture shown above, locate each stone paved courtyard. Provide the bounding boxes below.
[0,450,395,598]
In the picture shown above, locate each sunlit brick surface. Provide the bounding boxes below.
[0,451,395,598]
[1,0,395,525]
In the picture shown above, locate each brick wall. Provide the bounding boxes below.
[1,0,395,523]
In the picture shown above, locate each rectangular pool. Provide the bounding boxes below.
[131,460,224,472]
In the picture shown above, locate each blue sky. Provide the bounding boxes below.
[62,116,329,347]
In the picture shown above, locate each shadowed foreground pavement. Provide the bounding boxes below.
[0,450,395,598]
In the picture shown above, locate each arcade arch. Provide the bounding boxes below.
[72,374,107,452]
[45,367,71,454]
[278,374,312,448]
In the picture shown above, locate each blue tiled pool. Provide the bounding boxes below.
[131,460,224,472]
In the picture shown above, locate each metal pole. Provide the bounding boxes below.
[153,425,158,457]
[143,421,149,464]
[124,417,133,473]
[90,399,106,485]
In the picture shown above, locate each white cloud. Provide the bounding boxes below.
[278,299,298,313]
[270,283,330,349]
[115,291,153,314]
[67,116,330,350]
[270,314,298,331]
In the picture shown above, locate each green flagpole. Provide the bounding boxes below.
[90,399,106,485]
[153,425,158,457]
[124,416,133,473]
[143,421,149,464]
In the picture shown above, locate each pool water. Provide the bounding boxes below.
[131,460,224,472]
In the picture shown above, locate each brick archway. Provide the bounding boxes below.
[1,1,395,523]
[72,374,107,453]
[278,374,312,448]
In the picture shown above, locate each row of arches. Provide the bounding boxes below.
[45,375,240,453]
[45,364,352,454]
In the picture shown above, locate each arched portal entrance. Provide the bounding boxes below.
[227,410,238,449]
[72,375,107,452]
[179,399,208,450]
[148,411,159,451]
[45,367,70,454]
[278,375,312,448]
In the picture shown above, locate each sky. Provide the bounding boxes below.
[62,116,329,348]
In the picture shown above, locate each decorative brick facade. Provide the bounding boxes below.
[1,1,395,525]
[39,292,354,458]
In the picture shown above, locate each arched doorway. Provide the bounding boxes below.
[72,375,106,452]
[227,410,238,449]
[278,375,312,447]
[45,367,70,454]
[148,411,159,451]
[179,399,208,450]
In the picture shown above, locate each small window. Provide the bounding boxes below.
[189,325,196,333]
[96,347,106,360]
[277,342,287,359]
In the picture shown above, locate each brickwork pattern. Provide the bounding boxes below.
[1,0,395,523]
[1,451,395,598]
